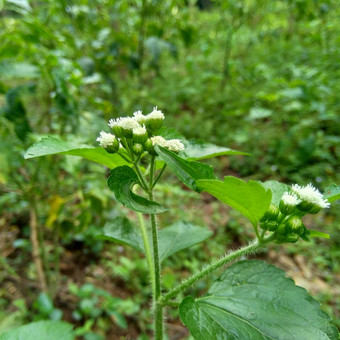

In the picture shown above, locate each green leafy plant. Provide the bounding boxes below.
[23,107,339,339]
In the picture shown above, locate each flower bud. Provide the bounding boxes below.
[132,125,148,144]
[286,216,304,235]
[263,205,280,221]
[105,140,120,154]
[266,221,278,231]
[132,143,144,156]
[285,233,300,243]
[143,138,156,155]
[276,223,287,235]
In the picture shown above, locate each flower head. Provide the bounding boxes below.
[151,136,168,148]
[292,184,330,208]
[292,183,330,213]
[96,131,117,148]
[165,139,185,153]
[147,106,165,120]
[281,192,301,206]
[109,117,140,130]
[133,110,147,125]
[132,125,148,144]
[146,107,165,132]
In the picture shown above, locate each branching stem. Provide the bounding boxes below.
[160,236,274,305]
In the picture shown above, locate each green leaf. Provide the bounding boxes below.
[98,217,143,252]
[179,260,338,340]
[181,140,249,160]
[24,136,128,169]
[107,166,166,214]
[197,177,272,226]
[158,221,213,261]
[324,184,340,203]
[309,230,330,239]
[160,128,248,160]
[261,180,289,206]
[155,145,215,192]
[99,218,212,261]
[0,320,74,340]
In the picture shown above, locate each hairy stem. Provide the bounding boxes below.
[161,239,265,304]
[148,156,163,339]
[137,212,155,296]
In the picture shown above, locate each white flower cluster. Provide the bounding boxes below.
[97,106,185,155]
[151,136,185,153]
[292,183,330,209]
[108,107,165,130]
[96,131,116,148]
[281,192,301,207]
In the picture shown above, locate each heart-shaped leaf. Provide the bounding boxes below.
[99,218,212,262]
[197,177,272,226]
[179,260,338,340]
[155,145,215,192]
[107,166,166,214]
[24,136,128,169]
[0,320,74,340]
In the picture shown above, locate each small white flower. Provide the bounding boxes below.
[165,139,185,152]
[96,131,116,148]
[292,183,330,208]
[133,110,146,123]
[147,106,165,120]
[281,192,301,206]
[151,136,168,148]
[108,117,141,130]
[132,125,147,136]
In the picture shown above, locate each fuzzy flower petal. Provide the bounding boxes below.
[151,136,168,148]
[147,106,165,120]
[96,131,116,148]
[292,183,330,208]
[165,139,185,152]
[281,192,301,206]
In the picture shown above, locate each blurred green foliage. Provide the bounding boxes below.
[0,0,339,337]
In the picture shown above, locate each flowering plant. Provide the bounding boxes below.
[24,107,339,339]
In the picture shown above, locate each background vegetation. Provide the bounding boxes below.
[0,0,339,339]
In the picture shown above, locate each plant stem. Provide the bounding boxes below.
[134,163,149,192]
[160,239,265,304]
[148,156,163,339]
[152,163,167,189]
[30,200,48,293]
[137,212,155,296]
